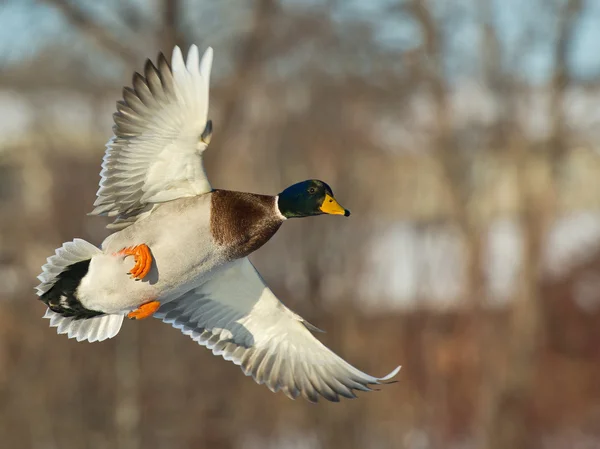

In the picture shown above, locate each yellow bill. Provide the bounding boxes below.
[320,194,351,216]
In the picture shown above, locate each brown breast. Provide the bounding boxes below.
[210,190,283,259]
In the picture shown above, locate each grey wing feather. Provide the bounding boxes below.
[91,45,214,227]
[155,258,401,403]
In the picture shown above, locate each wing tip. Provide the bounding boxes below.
[171,45,184,68]
[378,365,401,383]
[203,46,214,60]
[172,44,213,65]
[200,46,214,79]
[186,45,199,70]
[302,319,325,333]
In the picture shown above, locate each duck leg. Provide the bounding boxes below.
[115,244,153,280]
[127,300,161,320]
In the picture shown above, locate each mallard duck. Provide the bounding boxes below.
[36,45,400,402]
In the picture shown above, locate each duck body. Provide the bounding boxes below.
[78,190,283,314]
[35,44,400,402]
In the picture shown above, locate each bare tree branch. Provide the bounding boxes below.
[160,0,184,53]
[218,0,278,138]
[478,4,585,449]
[41,0,141,62]
[409,0,484,302]
[550,0,584,151]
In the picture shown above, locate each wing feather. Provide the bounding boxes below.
[91,45,214,226]
[155,258,400,403]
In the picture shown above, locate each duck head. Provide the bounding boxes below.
[277,180,350,219]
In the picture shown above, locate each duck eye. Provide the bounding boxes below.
[308,187,316,194]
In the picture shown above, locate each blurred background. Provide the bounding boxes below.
[0,0,599,448]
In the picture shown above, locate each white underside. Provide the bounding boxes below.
[77,194,229,314]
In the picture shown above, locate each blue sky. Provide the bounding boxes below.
[0,0,599,83]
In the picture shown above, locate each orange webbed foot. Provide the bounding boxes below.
[115,244,153,280]
[127,300,160,320]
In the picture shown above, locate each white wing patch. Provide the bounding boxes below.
[91,45,214,227]
[155,258,400,403]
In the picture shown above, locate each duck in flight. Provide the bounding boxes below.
[36,45,400,403]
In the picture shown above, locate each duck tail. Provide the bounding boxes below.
[36,239,124,342]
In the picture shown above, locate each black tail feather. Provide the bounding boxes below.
[40,260,103,319]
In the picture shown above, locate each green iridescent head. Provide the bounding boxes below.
[277,180,350,219]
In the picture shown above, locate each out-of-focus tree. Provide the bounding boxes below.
[0,0,599,448]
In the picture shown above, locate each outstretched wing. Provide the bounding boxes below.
[155,258,400,403]
[91,45,214,225]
